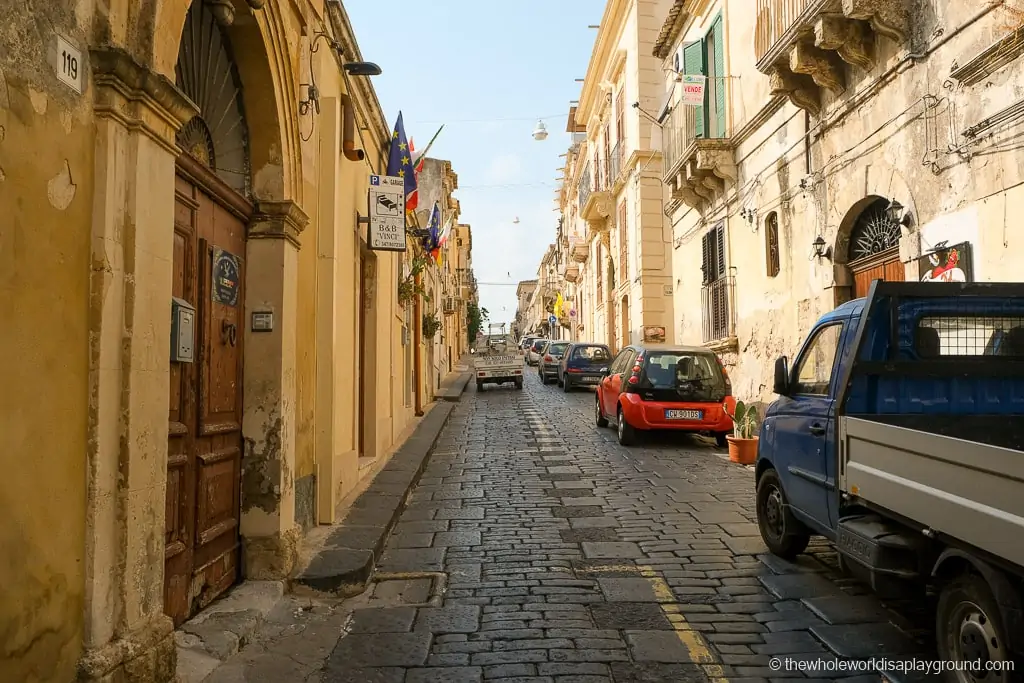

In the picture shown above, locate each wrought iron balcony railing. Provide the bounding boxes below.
[610,142,623,184]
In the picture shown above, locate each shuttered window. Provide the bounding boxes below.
[618,201,628,284]
[603,124,612,189]
[682,12,727,139]
[615,88,625,146]
[701,222,726,285]
[596,243,604,301]
[700,222,730,342]
[681,41,706,139]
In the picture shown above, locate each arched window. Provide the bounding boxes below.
[765,212,780,278]
[849,197,901,261]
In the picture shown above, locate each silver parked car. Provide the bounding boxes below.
[538,341,570,384]
[527,338,549,366]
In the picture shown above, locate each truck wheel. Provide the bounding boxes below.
[476,381,484,392]
[616,406,637,446]
[595,394,608,427]
[756,469,810,559]
[514,378,523,390]
[936,573,1015,680]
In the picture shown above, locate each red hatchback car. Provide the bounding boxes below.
[595,345,736,447]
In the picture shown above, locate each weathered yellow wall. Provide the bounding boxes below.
[0,7,91,680]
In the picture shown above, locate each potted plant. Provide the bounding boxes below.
[723,400,759,464]
[422,312,441,339]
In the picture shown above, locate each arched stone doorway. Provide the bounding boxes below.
[165,0,253,626]
[835,195,906,302]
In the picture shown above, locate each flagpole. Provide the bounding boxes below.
[412,125,445,166]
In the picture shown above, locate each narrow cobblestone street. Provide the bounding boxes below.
[206,372,937,683]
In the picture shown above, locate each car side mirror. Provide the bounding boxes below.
[773,356,790,396]
[600,367,610,376]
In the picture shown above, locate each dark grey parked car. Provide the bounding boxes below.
[538,341,570,384]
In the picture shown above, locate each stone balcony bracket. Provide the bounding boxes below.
[564,264,580,283]
[581,190,612,231]
[667,140,737,214]
[572,242,589,263]
[756,0,909,116]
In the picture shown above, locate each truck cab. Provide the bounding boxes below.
[756,281,1024,675]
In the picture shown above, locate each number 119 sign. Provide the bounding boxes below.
[56,35,83,94]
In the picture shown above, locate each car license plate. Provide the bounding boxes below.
[665,409,702,420]
[581,376,599,383]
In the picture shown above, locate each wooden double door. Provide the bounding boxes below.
[165,167,247,626]
[851,247,905,298]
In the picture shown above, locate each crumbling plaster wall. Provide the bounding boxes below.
[0,2,94,681]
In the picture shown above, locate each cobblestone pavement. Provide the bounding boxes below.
[207,371,937,683]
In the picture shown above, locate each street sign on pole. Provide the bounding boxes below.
[548,315,557,325]
[367,175,407,252]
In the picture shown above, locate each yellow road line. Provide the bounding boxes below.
[637,564,729,682]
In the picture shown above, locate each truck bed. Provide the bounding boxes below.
[840,415,1024,568]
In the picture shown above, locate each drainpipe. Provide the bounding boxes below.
[339,94,365,162]
[414,271,424,416]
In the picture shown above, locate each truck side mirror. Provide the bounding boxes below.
[600,367,610,376]
[773,357,790,395]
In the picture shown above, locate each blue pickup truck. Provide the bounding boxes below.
[755,281,1024,673]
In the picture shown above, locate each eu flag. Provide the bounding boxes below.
[424,202,441,252]
[386,111,419,213]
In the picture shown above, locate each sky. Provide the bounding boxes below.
[346,1,602,329]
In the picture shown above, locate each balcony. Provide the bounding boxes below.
[578,159,612,230]
[564,263,580,283]
[754,0,909,116]
[662,104,735,213]
[701,275,737,350]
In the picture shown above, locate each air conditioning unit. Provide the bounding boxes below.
[442,297,456,314]
[459,287,471,300]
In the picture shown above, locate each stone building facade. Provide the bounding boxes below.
[559,0,676,353]
[0,0,470,680]
[656,0,1024,404]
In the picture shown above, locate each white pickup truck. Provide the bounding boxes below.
[474,332,524,391]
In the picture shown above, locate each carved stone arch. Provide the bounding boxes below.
[149,0,302,203]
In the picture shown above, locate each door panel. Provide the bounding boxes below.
[166,173,244,627]
[852,250,904,298]
[773,323,844,530]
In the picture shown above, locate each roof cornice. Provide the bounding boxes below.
[653,0,691,59]
[576,0,631,123]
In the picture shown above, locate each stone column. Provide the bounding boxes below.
[241,200,309,579]
[79,47,198,683]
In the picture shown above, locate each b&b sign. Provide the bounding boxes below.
[367,175,407,252]
[679,75,707,106]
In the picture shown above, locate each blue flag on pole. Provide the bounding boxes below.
[386,111,419,213]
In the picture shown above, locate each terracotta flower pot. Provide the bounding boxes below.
[726,435,758,465]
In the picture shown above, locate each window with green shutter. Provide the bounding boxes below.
[680,13,726,140]
[709,14,726,137]
[681,40,706,139]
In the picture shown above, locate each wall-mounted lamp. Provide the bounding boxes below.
[812,235,833,261]
[885,199,913,229]
[343,61,382,76]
